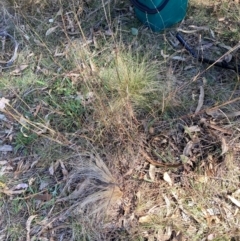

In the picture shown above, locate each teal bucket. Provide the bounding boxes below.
[130,0,188,32]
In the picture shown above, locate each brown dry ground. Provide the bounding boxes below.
[0,0,240,240]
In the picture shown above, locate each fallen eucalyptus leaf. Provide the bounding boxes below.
[227,195,240,208]
[183,141,193,156]
[13,183,28,190]
[45,26,59,36]
[209,29,215,38]
[26,215,37,241]
[171,56,186,61]
[149,164,156,181]
[0,145,13,152]
[161,50,169,58]
[221,136,229,155]
[59,159,68,180]
[195,86,204,114]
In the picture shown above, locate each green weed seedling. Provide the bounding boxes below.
[14,132,38,154]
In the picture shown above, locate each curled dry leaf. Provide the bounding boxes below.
[30,158,40,169]
[28,177,35,186]
[163,172,173,186]
[183,141,193,156]
[0,97,10,111]
[163,194,172,216]
[59,159,68,179]
[54,46,66,57]
[160,50,169,58]
[221,136,229,155]
[33,104,41,117]
[149,164,156,181]
[49,160,60,175]
[19,115,28,127]
[206,108,222,118]
[205,215,220,227]
[45,26,59,36]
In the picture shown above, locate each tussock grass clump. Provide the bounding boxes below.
[68,153,122,213]
[100,51,162,112]
[57,152,123,239]
[86,49,172,149]
[97,49,172,121]
[63,39,172,146]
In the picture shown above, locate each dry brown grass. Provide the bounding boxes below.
[1,0,240,240]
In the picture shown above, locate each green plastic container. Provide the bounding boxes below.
[130,0,188,32]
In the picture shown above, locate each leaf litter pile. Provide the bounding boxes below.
[1,0,240,240]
